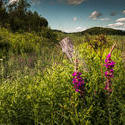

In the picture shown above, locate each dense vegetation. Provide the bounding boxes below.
[0,0,48,32]
[0,27,125,124]
[0,0,125,124]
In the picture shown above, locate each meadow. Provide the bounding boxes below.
[0,27,125,125]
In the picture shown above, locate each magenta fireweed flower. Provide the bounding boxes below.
[72,72,85,95]
[72,72,77,76]
[104,53,115,93]
[107,53,111,58]
[75,89,79,92]
[110,69,114,72]
[72,78,78,84]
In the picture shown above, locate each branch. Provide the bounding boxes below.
[109,42,116,55]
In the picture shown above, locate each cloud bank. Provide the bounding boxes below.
[60,26,86,33]
[116,18,125,23]
[89,11,102,20]
[58,0,86,5]
[67,0,86,5]
[99,18,110,21]
[107,18,125,30]
[8,0,19,4]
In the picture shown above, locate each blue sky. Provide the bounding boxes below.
[10,0,125,32]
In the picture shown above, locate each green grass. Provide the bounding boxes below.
[0,28,125,125]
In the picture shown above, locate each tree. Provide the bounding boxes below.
[0,0,48,32]
[0,0,8,27]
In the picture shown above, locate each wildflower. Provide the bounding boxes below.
[72,72,77,76]
[72,72,85,95]
[104,53,115,93]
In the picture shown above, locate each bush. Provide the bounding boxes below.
[0,30,125,124]
[0,41,125,124]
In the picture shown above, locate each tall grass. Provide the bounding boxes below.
[0,28,125,124]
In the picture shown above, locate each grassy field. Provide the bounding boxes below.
[0,27,125,125]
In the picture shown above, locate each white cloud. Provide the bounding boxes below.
[98,18,110,21]
[58,0,86,5]
[116,18,125,23]
[61,26,86,33]
[108,22,125,27]
[107,22,125,30]
[89,11,102,20]
[110,27,125,31]
[122,10,125,14]
[67,0,85,5]
[8,0,19,4]
[107,18,125,30]
[75,26,86,32]
[73,17,77,21]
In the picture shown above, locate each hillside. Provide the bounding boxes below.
[53,27,125,36]
[80,27,125,35]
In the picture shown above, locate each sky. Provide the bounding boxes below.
[9,0,125,33]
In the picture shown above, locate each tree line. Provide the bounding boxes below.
[0,0,48,32]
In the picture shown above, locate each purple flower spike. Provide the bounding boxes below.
[75,89,79,92]
[110,69,114,72]
[72,72,77,76]
[104,53,115,93]
[77,72,82,76]
[72,71,85,95]
[107,53,111,58]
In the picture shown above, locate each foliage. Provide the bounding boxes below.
[0,27,58,57]
[0,0,48,32]
[0,28,125,124]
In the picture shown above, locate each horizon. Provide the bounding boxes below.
[9,0,125,33]
[52,26,125,33]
